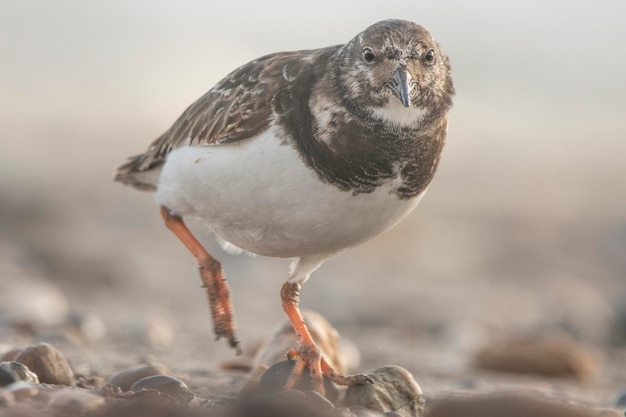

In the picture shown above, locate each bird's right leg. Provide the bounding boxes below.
[160,205,241,354]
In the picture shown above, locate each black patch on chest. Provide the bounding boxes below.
[272,55,447,200]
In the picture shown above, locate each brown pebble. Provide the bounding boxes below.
[474,333,599,380]
[49,389,105,414]
[15,343,74,386]
[0,390,15,407]
[0,362,39,384]
[0,348,22,362]
[5,382,39,400]
[343,365,424,417]
[108,363,169,392]
[130,374,194,403]
[423,392,621,417]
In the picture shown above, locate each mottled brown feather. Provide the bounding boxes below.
[114,51,312,190]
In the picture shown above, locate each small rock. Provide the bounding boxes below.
[422,392,622,417]
[305,389,336,412]
[473,333,599,380]
[15,342,74,386]
[349,405,386,417]
[343,366,425,417]
[611,387,626,408]
[4,382,39,400]
[237,389,335,417]
[257,360,339,405]
[130,375,194,403]
[66,312,107,343]
[0,366,16,387]
[123,315,176,350]
[109,363,170,392]
[0,348,21,362]
[0,390,15,407]
[0,277,69,329]
[50,389,105,414]
[0,362,39,384]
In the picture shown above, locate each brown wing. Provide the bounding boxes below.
[114,51,309,190]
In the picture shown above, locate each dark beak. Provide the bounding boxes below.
[390,66,413,107]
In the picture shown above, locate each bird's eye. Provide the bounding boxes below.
[424,48,435,64]
[362,47,376,64]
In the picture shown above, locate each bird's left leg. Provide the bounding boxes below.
[280,257,371,395]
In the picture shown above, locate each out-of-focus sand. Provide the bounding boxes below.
[1,0,625,409]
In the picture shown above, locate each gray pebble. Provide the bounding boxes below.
[49,388,105,414]
[0,362,39,384]
[0,366,16,387]
[343,365,425,417]
[612,387,626,408]
[130,374,194,403]
[257,360,339,404]
[109,363,169,392]
[15,342,74,386]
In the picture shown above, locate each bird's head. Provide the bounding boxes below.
[335,19,454,126]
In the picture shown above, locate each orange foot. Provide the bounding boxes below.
[161,205,241,353]
[281,282,373,395]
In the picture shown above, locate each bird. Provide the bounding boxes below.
[114,19,454,395]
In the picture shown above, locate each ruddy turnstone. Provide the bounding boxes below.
[115,19,454,394]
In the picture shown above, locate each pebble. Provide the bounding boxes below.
[49,388,105,414]
[0,348,21,362]
[66,311,107,343]
[15,342,74,386]
[108,363,170,392]
[257,359,339,404]
[611,387,626,408]
[237,389,335,417]
[123,315,176,350]
[0,390,15,407]
[343,365,425,417]
[422,392,622,417]
[4,381,39,401]
[130,374,194,403]
[0,362,39,384]
[473,333,599,380]
[0,366,16,387]
[0,277,69,329]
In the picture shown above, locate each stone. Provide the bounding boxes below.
[343,366,425,417]
[422,392,622,417]
[473,333,599,380]
[49,388,105,414]
[130,375,194,403]
[108,363,170,392]
[0,362,39,384]
[0,348,22,362]
[0,366,16,387]
[15,342,74,386]
[257,360,339,404]
[4,382,39,401]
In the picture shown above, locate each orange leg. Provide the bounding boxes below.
[281,281,371,395]
[160,205,241,353]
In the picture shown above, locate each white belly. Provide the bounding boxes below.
[155,127,425,258]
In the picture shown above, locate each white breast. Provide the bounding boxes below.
[155,125,425,258]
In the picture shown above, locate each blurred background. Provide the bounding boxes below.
[1,0,625,391]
